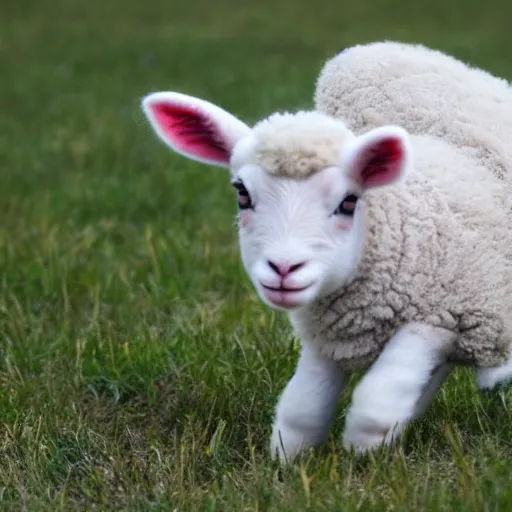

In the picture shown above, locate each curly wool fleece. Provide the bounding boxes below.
[290,134,512,369]
[315,41,512,203]
[290,41,512,369]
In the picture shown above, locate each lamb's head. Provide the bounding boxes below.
[142,92,412,310]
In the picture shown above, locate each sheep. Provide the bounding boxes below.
[140,88,512,463]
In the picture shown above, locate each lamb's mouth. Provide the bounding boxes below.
[261,284,311,293]
[260,283,314,309]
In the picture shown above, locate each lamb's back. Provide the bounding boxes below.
[315,41,512,194]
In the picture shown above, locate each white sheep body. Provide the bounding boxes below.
[291,132,512,369]
[309,41,512,369]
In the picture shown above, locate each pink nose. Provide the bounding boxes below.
[267,260,306,277]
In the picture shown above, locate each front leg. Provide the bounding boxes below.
[343,323,455,453]
[271,341,347,462]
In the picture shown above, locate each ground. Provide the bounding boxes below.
[1,0,512,509]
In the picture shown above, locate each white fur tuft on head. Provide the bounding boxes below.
[249,111,355,179]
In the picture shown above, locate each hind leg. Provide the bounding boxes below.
[476,351,512,391]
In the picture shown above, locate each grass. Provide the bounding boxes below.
[1,0,512,509]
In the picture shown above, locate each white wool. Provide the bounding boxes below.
[233,111,355,178]
[315,41,512,202]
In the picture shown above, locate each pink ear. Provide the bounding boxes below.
[345,126,411,189]
[142,92,251,167]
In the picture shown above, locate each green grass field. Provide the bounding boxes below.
[2,0,512,509]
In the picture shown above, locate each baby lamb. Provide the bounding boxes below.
[140,89,512,462]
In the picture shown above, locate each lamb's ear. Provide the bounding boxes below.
[342,126,412,189]
[141,92,251,167]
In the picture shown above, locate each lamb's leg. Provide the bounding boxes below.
[342,323,455,453]
[270,341,347,462]
[476,350,512,391]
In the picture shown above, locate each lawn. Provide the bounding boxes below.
[1,0,512,509]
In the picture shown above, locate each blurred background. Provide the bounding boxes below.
[1,0,512,509]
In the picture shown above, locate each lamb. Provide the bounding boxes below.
[140,86,512,462]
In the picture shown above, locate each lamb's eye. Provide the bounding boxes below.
[334,194,358,216]
[232,181,253,210]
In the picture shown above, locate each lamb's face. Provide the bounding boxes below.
[231,160,365,309]
[141,92,412,311]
